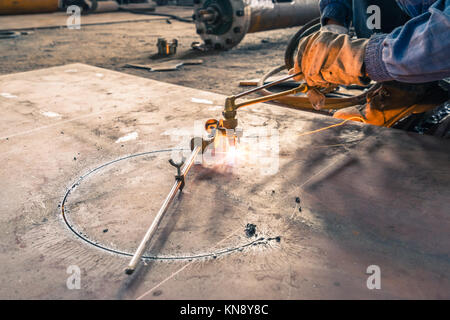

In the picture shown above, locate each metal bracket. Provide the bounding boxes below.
[169,157,186,191]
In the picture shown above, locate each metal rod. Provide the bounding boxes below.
[234,72,301,99]
[125,145,202,275]
[235,83,308,110]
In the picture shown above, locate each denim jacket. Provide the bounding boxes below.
[320,0,450,83]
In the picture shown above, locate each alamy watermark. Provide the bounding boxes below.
[366,265,381,290]
[66,5,81,30]
[366,5,381,30]
[66,265,81,290]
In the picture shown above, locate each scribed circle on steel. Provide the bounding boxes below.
[60,149,276,261]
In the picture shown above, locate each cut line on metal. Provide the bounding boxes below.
[60,148,279,261]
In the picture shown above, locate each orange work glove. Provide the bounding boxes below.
[290,31,371,88]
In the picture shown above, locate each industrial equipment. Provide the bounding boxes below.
[193,0,320,49]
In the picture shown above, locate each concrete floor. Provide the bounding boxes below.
[0,6,192,31]
[0,8,449,300]
[0,6,294,97]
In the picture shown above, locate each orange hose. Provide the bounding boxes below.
[298,117,366,137]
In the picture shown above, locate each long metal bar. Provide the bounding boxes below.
[125,145,202,274]
[234,72,301,99]
[235,84,308,110]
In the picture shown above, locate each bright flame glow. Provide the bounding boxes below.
[225,145,237,165]
[200,126,280,176]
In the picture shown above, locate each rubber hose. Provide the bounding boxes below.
[284,17,321,70]
[257,65,374,110]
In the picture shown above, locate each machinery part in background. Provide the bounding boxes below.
[193,0,320,50]
[0,31,21,39]
[61,0,93,13]
[394,101,450,138]
[0,0,59,15]
[66,1,118,14]
[157,38,178,56]
[92,1,121,13]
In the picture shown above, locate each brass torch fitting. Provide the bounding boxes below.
[221,97,238,130]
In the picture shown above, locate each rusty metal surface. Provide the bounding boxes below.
[0,64,448,299]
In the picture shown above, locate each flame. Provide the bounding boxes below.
[226,145,237,164]
[201,122,280,175]
[201,132,241,170]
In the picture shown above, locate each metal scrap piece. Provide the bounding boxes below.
[124,59,203,72]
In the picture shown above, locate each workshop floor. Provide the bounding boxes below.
[0,6,292,96]
[0,8,449,300]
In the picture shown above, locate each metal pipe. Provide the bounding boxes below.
[234,71,301,99]
[125,145,201,275]
[194,0,320,50]
[235,84,307,109]
[247,0,320,33]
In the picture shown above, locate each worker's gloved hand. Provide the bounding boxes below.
[289,31,371,88]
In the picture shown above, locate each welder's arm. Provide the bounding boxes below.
[365,0,450,83]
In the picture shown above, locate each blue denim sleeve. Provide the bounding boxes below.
[396,0,439,17]
[365,0,450,83]
[319,0,352,27]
